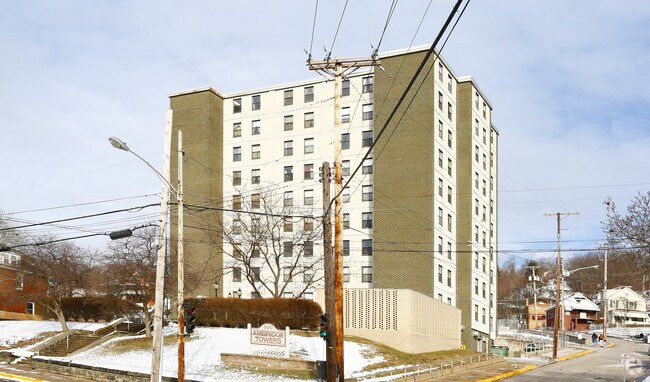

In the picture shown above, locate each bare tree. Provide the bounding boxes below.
[102,227,158,337]
[18,240,90,331]
[222,189,324,298]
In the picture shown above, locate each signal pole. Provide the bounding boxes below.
[545,212,578,360]
[309,55,380,382]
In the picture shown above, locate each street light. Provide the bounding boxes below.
[107,114,184,382]
[237,288,243,298]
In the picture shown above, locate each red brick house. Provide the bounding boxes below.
[546,292,599,331]
[0,252,45,320]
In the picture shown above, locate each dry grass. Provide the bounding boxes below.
[0,331,60,350]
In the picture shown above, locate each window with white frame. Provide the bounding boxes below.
[233,98,242,113]
[447,103,452,121]
[341,107,350,123]
[438,62,443,81]
[284,217,293,232]
[343,213,350,229]
[233,267,242,282]
[251,267,261,282]
[362,130,373,147]
[284,115,293,131]
[233,146,241,162]
[342,160,350,176]
[304,241,314,257]
[304,112,315,128]
[438,208,443,225]
[251,95,261,111]
[362,104,373,120]
[284,166,293,181]
[283,267,292,282]
[26,302,34,315]
[362,185,373,201]
[251,193,260,209]
[233,171,242,186]
[343,240,350,256]
[438,238,443,255]
[438,265,443,283]
[475,304,479,321]
[284,140,293,156]
[284,191,293,207]
[251,169,260,184]
[438,120,443,139]
[304,216,314,231]
[233,194,242,210]
[447,242,452,259]
[438,92,443,110]
[362,239,372,256]
[284,89,293,106]
[342,79,350,96]
[341,133,350,150]
[251,144,260,160]
[343,266,350,282]
[304,189,314,205]
[362,158,373,174]
[447,159,452,176]
[438,178,443,196]
[362,266,373,282]
[447,270,452,287]
[304,267,314,282]
[252,120,261,135]
[448,129,452,147]
[283,241,293,256]
[233,122,242,137]
[342,187,350,203]
[304,138,314,154]
[362,76,374,93]
[304,163,314,180]
[447,73,452,93]
[438,149,443,168]
[447,186,452,204]
[304,86,314,102]
[362,212,372,228]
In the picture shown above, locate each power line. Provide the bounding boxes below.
[327,0,350,59]
[373,0,400,55]
[308,0,319,59]
[4,194,160,215]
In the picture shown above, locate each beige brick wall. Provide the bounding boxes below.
[169,89,225,298]
[373,50,437,295]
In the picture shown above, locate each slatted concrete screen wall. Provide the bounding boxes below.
[345,289,398,330]
[324,288,461,353]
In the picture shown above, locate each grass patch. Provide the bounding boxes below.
[102,334,178,354]
[0,331,60,350]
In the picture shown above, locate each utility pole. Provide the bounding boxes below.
[526,264,539,329]
[545,212,578,360]
[177,131,186,382]
[320,162,336,382]
[308,55,380,382]
[602,243,608,341]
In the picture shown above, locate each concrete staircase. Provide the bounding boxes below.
[38,332,101,357]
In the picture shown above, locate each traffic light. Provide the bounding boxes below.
[184,304,196,334]
[319,313,329,340]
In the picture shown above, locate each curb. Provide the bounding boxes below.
[557,348,594,361]
[0,371,43,382]
[476,364,539,382]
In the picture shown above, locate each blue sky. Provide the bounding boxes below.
[1,1,649,265]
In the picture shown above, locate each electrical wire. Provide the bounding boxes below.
[308,0,319,59]
[328,0,349,58]
[374,0,399,55]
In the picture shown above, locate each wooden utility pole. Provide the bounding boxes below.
[320,162,336,381]
[177,131,186,382]
[545,212,578,360]
[602,243,608,341]
[308,56,380,382]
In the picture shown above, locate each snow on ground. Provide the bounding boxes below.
[0,321,104,348]
[0,321,385,381]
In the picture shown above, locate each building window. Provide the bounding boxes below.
[342,187,350,202]
[447,73,452,93]
[251,243,260,258]
[304,189,314,205]
[304,216,314,231]
[438,62,443,81]
[482,180,487,196]
[284,115,293,131]
[304,112,315,128]
[438,265,443,283]
[304,86,314,102]
[304,241,314,257]
[438,150,443,168]
[251,95,261,111]
[475,199,479,215]
[303,267,314,283]
[343,213,350,229]
[448,130,452,148]
[284,89,293,106]
[251,169,260,184]
[232,219,242,235]
[482,205,487,222]
[475,305,479,321]
[233,146,241,162]
[251,144,261,160]
[483,154,487,170]
[341,133,350,150]
[233,195,242,210]
[475,252,479,269]
[343,266,350,282]
[483,128,487,144]
[304,138,314,154]
[341,107,350,123]
[362,130,373,147]
[284,140,293,156]
[343,240,350,256]
[362,212,372,228]
[447,214,452,232]
[447,103,452,121]
[362,239,372,256]
[482,308,486,324]
[251,267,261,282]
[362,158,373,174]
[447,159,452,176]
[233,243,243,258]
[475,145,479,162]
[475,172,479,189]
[447,270,452,287]
[233,98,241,113]
[438,178,443,196]
[252,120,261,135]
[438,92,443,110]
[233,171,242,186]
[475,225,479,242]
[438,120,443,139]
[483,102,487,118]
[362,266,373,283]
[304,163,314,180]
[447,186,452,204]
[342,79,350,96]
[447,242,453,260]
[438,208,443,226]
[26,302,34,315]
[475,278,479,295]
[362,185,373,201]
[362,76,374,93]
[284,217,293,232]
[251,193,260,209]
[16,274,23,290]
[284,166,293,182]
[342,160,351,176]
[284,191,293,207]
[482,282,486,298]
[438,238,443,255]
[475,119,479,136]
[233,122,242,137]
[447,297,452,306]
[362,104,373,120]
[233,267,242,282]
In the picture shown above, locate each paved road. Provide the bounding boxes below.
[507,338,650,381]
[0,364,97,382]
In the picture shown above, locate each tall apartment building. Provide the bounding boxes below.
[168,46,498,350]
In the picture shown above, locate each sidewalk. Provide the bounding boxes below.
[426,345,593,381]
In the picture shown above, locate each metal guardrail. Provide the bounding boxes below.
[355,353,502,381]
